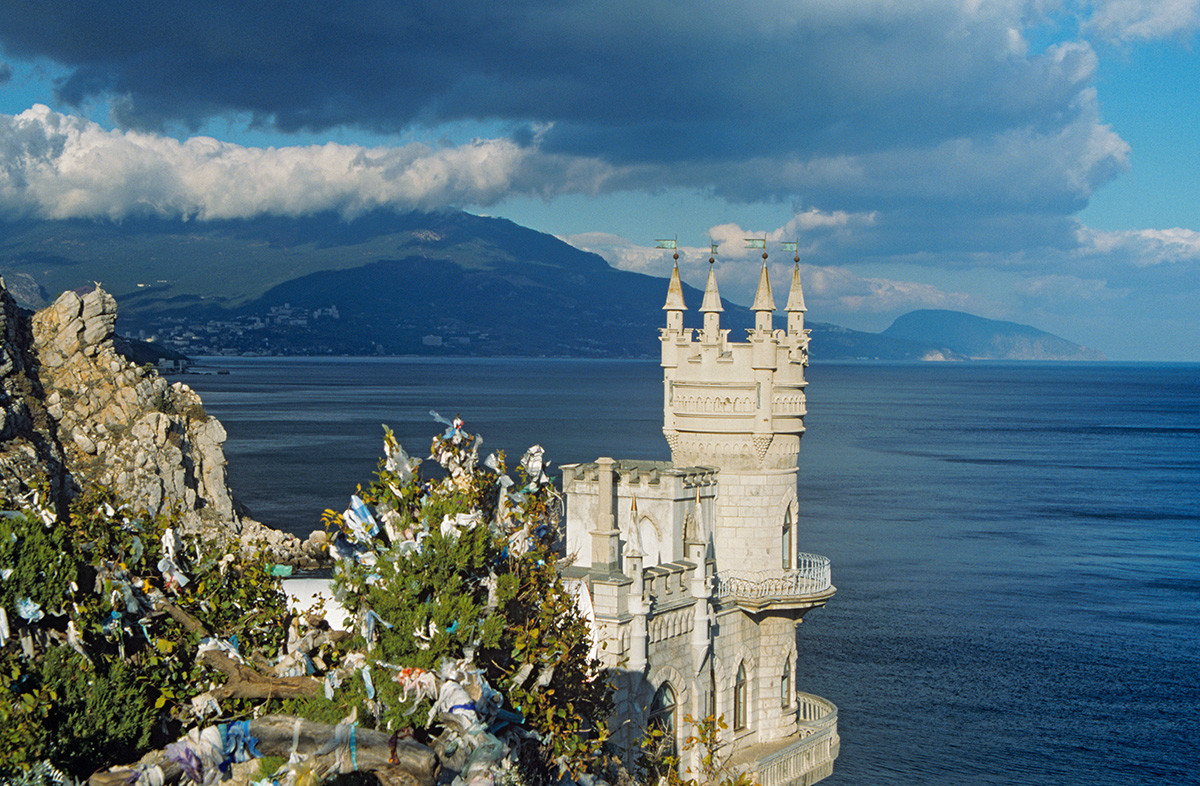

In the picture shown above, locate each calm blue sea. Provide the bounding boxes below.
[184,358,1200,785]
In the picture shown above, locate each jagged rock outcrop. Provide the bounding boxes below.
[30,286,240,529]
[0,278,326,564]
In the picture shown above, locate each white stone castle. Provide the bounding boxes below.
[561,249,839,785]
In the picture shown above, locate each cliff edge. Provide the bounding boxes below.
[0,278,315,562]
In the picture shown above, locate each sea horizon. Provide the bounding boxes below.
[184,356,1200,784]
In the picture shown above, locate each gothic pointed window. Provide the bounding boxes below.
[709,667,717,718]
[782,509,793,570]
[649,682,677,757]
[734,663,748,731]
[781,657,792,707]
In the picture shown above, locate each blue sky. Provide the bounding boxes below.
[1,1,1198,360]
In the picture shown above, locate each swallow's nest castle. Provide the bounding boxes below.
[562,253,839,785]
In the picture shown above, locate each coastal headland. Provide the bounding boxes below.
[0,277,326,566]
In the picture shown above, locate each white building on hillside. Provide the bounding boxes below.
[562,250,839,786]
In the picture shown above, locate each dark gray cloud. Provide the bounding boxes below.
[0,3,1110,163]
[0,0,1134,268]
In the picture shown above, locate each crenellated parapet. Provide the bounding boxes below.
[660,252,810,472]
[561,458,718,572]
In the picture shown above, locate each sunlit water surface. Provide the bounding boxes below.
[185,358,1200,784]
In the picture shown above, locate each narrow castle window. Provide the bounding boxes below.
[649,682,677,757]
[781,657,792,707]
[782,509,792,570]
[734,663,748,730]
[708,667,717,718]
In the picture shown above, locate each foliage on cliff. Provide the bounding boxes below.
[307,418,612,782]
[0,485,287,777]
[0,418,610,784]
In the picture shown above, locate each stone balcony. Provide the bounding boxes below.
[732,692,840,786]
[714,553,835,613]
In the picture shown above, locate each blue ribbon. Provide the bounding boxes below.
[222,720,263,764]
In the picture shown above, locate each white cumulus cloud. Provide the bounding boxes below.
[1079,226,1200,265]
[0,105,622,220]
[1086,0,1200,40]
[565,213,972,319]
[1013,273,1122,302]
[804,264,974,315]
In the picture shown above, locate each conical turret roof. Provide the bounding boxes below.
[700,262,723,313]
[751,262,775,312]
[785,262,807,312]
[663,261,687,311]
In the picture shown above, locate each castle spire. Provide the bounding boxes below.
[784,244,807,338]
[699,260,723,314]
[699,254,723,342]
[785,262,806,313]
[751,248,774,334]
[752,261,775,312]
[663,259,687,312]
[663,255,686,334]
[658,237,686,335]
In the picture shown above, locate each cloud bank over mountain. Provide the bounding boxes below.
[0,0,1198,358]
[0,2,1129,222]
[0,106,620,219]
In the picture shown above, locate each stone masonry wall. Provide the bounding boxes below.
[711,469,798,574]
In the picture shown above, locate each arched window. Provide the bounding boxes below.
[649,682,677,756]
[781,657,792,707]
[734,663,748,731]
[708,666,717,717]
[639,516,663,566]
[782,509,793,570]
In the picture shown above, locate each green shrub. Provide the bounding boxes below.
[326,423,612,782]
[0,485,289,778]
[0,419,611,783]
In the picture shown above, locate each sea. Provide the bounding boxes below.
[183,358,1200,785]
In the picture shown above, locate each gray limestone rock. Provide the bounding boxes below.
[0,279,317,565]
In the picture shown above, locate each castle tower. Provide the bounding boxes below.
[661,248,810,575]
[562,241,836,784]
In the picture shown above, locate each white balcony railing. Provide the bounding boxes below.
[751,693,840,786]
[714,553,832,608]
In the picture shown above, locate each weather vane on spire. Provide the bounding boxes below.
[745,236,768,261]
[709,241,718,264]
[656,235,679,262]
[780,241,799,263]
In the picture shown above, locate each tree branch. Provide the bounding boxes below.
[88,715,438,786]
[153,598,209,638]
[197,650,323,700]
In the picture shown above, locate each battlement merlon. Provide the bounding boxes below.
[660,262,809,454]
[660,259,810,369]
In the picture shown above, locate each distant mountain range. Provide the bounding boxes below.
[878,310,1105,361]
[0,211,1101,361]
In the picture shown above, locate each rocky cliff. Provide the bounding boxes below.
[0,280,71,504]
[0,278,320,563]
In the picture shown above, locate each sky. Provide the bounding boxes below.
[1,1,1199,360]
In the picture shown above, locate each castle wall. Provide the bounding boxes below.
[711,467,798,575]
[562,460,716,571]
[711,609,801,744]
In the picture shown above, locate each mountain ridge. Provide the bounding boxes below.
[881,309,1105,361]
[0,211,1100,361]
